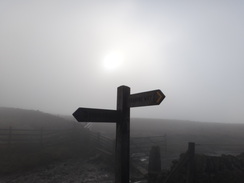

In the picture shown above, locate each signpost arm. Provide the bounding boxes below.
[72,86,165,183]
[116,86,130,183]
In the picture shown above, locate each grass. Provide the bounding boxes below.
[0,140,93,175]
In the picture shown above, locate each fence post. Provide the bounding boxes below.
[165,134,167,155]
[148,146,161,183]
[8,126,12,150]
[187,142,195,183]
[40,128,43,148]
[113,139,116,158]
[97,132,101,148]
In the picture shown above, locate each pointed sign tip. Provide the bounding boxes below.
[156,90,165,104]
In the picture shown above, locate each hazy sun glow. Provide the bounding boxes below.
[103,51,124,71]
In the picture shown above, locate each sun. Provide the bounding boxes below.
[103,51,124,71]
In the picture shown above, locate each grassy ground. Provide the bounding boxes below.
[0,142,92,175]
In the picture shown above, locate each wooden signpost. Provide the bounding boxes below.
[73,85,165,183]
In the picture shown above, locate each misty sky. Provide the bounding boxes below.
[0,1,243,123]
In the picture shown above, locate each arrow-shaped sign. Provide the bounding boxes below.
[72,86,166,183]
[129,89,165,107]
[73,107,119,122]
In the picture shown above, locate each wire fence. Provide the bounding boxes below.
[195,143,244,156]
[2,126,244,170]
[0,126,87,150]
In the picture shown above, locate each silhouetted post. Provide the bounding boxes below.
[165,134,167,154]
[187,142,195,183]
[116,86,130,183]
[8,126,12,149]
[40,128,44,148]
[72,86,165,183]
[113,139,116,159]
[97,132,101,148]
[148,146,161,183]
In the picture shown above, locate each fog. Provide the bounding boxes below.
[0,1,243,123]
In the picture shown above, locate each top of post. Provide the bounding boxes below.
[118,85,130,90]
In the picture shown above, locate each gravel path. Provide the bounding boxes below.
[0,157,114,183]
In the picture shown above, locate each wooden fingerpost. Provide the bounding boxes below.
[72,85,165,183]
[116,85,130,183]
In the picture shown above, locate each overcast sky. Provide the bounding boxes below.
[0,0,243,123]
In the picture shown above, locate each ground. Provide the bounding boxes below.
[0,157,114,183]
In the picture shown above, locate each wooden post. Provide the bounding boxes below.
[97,132,101,148]
[165,134,167,155]
[187,142,195,183]
[148,146,161,183]
[72,86,165,183]
[40,128,43,148]
[113,139,116,159]
[115,86,130,183]
[8,126,12,149]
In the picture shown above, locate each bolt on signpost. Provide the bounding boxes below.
[73,85,165,183]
